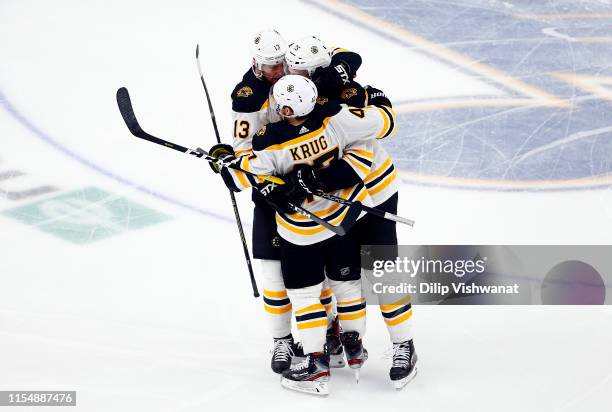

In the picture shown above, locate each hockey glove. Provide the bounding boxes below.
[258,180,307,215]
[284,166,325,195]
[365,85,392,108]
[312,61,352,92]
[208,143,235,173]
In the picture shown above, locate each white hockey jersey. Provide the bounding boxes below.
[234,101,396,245]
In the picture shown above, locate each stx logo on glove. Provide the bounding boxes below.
[259,182,278,196]
[334,64,350,85]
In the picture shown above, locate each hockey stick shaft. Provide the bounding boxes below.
[116,85,259,298]
[195,46,259,298]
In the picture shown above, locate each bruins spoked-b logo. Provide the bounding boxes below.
[236,86,253,98]
[287,84,295,92]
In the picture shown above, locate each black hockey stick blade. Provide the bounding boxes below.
[338,200,362,234]
[116,87,192,153]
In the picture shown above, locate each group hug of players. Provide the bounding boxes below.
[208,29,417,395]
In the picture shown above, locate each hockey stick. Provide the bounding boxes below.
[195,45,259,298]
[313,191,415,227]
[116,86,260,297]
[115,87,353,238]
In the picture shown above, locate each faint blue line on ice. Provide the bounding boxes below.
[0,90,240,225]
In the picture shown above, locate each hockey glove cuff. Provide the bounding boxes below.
[365,85,392,108]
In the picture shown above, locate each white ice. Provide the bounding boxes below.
[1,1,612,411]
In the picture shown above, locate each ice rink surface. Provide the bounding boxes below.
[1,0,612,410]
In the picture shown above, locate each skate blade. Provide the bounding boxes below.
[348,351,368,369]
[281,378,329,396]
[330,353,346,368]
[393,367,418,390]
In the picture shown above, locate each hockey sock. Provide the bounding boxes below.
[329,279,366,337]
[319,279,335,325]
[260,259,292,339]
[287,282,327,354]
[379,295,413,343]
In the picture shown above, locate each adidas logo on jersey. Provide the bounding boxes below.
[299,126,310,134]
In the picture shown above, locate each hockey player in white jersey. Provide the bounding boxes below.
[284,36,418,389]
[208,30,342,374]
[216,75,396,395]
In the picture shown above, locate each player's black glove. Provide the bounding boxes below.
[365,85,392,108]
[312,61,352,92]
[208,143,235,173]
[258,180,304,215]
[284,166,325,195]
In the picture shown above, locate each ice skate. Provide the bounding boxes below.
[270,334,294,374]
[390,339,418,389]
[340,331,368,382]
[280,350,330,396]
[327,316,345,368]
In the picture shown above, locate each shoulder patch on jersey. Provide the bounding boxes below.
[256,125,267,136]
[236,86,253,98]
[316,97,329,105]
[341,88,358,100]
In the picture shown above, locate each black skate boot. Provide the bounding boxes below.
[271,334,294,374]
[390,339,418,389]
[280,349,330,396]
[340,331,368,382]
[327,316,345,368]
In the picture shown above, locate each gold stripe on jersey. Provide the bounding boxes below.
[365,157,397,197]
[285,187,353,221]
[275,187,368,236]
[262,117,333,151]
[346,155,371,175]
[234,168,250,189]
[365,158,392,183]
[374,105,396,139]
[369,170,397,196]
[235,149,253,157]
[348,148,374,160]
[260,99,269,110]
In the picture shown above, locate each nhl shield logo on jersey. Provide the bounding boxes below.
[341,88,358,100]
[236,86,253,98]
